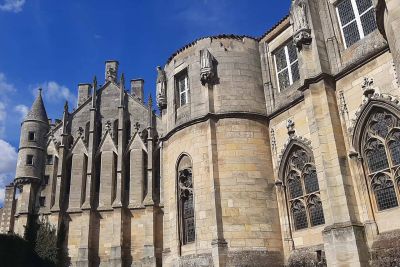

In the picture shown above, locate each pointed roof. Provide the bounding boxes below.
[25,89,48,123]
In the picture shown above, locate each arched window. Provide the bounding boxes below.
[283,145,325,230]
[177,155,195,245]
[361,109,400,211]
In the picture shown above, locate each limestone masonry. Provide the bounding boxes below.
[1,0,400,266]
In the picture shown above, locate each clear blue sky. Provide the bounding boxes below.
[0,0,290,205]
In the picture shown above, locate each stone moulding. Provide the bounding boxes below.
[349,93,400,150]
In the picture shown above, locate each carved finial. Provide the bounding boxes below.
[120,73,125,89]
[38,88,43,96]
[64,101,69,113]
[93,76,98,90]
[134,122,140,133]
[148,94,153,108]
[287,119,296,137]
[105,121,112,132]
[362,77,375,98]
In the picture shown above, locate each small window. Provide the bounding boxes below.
[176,71,189,107]
[46,155,54,165]
[39,196,46,207]
[274,41,300,91]
[336,0,377,48]
[28,132,36,141]
[26,155,34,166]
[43,175,50,186]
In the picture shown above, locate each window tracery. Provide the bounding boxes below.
[283,145,325,230]
[361,109,400,211]
[177,156,195,245]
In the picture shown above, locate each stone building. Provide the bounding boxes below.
[1,0,400,266]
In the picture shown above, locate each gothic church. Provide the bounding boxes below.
[1,0,400,266]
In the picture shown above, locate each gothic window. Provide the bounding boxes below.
[274,41,300,91]
[283,145,325,230]
[177,155,195,245]
[176,70,189,107]
[361,109,400,211]
[336,0,377,48]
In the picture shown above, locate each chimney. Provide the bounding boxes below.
[105,60,119,83]
[78,83,92,107]
[131,79,144,103]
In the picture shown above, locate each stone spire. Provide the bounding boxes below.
[25,88,48,123]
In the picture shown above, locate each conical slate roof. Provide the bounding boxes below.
[25,89,48,123]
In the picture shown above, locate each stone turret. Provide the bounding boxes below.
[14,89,49,235]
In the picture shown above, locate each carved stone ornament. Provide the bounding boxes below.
[106,67,117,83]
[200,48,215,85]
[362,77,376,98]
[105,120,112,132]
[156,66,167,110]
[287,119,296,137]
[290,0,312,48]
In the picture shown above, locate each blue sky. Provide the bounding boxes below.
[0,0,290,205]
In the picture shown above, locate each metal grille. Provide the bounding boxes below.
[356,0,373,14]
[292,202,308,230]
[275,47,287,72]
[343,22,361,48]
[360,9,377,36]
[367,143,389,173]
[304,169,319,194]
[309,202,325,226]
[375,186,398,210]
[291,61,300,83]
[287,42,298,63]
[288,176,303,199]
[337,0,355,25]
[390,140,400,166]
[278,69,290,90]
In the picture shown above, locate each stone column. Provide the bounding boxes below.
[303,79,369,266]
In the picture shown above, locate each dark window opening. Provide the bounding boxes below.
[28,132,36,141]
[26,155,34,166]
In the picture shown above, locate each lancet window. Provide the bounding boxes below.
[177,155,195,245]
[283,145,325,230]
[361,109,400,211]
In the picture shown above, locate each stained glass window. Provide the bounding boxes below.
[389,132,400,165]
[292,201,308,230]
[288,173,303,199]
[308,196,325,226]
[283,145,325,231]
[178,159,195,245]
[304,167,319,194]
[337,0,377,48]
[372,175,398,210]
[274,41,300,91]
[362,109,400,212]
[366,141,389,173]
